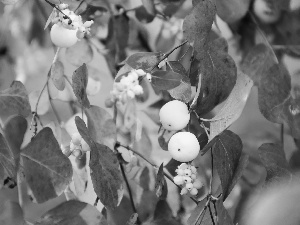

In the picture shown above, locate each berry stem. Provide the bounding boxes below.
[115,142,199,204]
[44,0,73,22]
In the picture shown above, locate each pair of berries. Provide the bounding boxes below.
[159,100,200,162]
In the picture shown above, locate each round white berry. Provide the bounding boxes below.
[50,24,78,48]
[180,187,188,195]
[191,166,197,174]
[132,85,143,95]
[186,183,194,191]
[72,149,82,158]
[191,174,196,180]
[184,169,192,177]
[183,176,192,183]
[168,132,200,162]
[159,100,190,131]
[179,163,188,170]
[71,132,82,146]
[174,175,184,185]
[176,168,185,176]
[190,188,198,196]
[146,73,152,82]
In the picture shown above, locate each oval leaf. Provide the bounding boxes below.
[72,63,90,108]
[151,70,182,92]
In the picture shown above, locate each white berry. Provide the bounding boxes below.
[81,139,90,152]
[180,187,188,195]
[50,24,78,48]
[168,132,200,162]
[186,183,194,191]
[193,179,203,189]
[190,188,198,196]
[71,132,82,146]
[184,169,192,176]
[176,168,185,176]
[183,176,192,183]
[159,100,190,131]
[174,175,184,185]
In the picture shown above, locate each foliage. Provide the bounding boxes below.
[0,0,300,224]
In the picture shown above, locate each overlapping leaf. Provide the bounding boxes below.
[21,128,73,203]
[0,81,31,117]
[75,117,123,210]
[155,163,168,200]
[212,130,247,200]
[215,0,250,23]
[196,38,237,116]
[151,70,182,92]
[86,105,116,149]
[126,52,165,72]
[72,63,90,108]
[34,200,107,225]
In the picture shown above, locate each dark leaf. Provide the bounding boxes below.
[196,38,237,115]
[0,81,31,117]
[34,200,106,225]
[165,158,181,176]
[126,52,165,72]
[257,64,291,124]
[258,143,292,184]
[21,127,73,203]
[135,6,155,23]
[0,134,16,189]
[167,61,192,102]
[75,116,95,148]
[89,143,123,210]
[51,60,65,91]
[66,39,93,67]
[216,0,250,23]
[158,133,168,151]
[198,133,209,150]
[183,0,216,59]
[155,163,168,200]
[126,213,138,225]
[86,105,116,149]
[151,70,182,92]
[213,130,244,200]
[72,63,90,108]
[3,115,27,173]
[153,200,180,225]
[0,200,24,225]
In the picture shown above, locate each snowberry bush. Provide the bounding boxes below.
[0,0,300,225]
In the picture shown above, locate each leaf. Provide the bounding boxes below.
[72,63,90,108]
[21,127,73,203]
[126,213,138,225]
[212,130,245,200]
[241,44,276,85]
[151,70,182,92]
[196,38,237,115]
[158,133,168,151]
[0,134,16,189]
[44,9,56,30]
[135,6,155,23]
[75,117,123,209]
[258,143,292,184]
[155,163,168,200]
[66,39,93,67]
[153,200,180,225]
[188,199,210,225]
[34,200,107,225]
[183,0,216,59]
[89,143,123,210]
[206,72,253,140]
[167,61,192,102]
[51,60,65,91]
[0,200,24,225]
[126,52,165,72]
[3,115,27,171]
[257,64,291,124]
[215,0,251,24]
[0,81,31,117]
[86,105,116,149]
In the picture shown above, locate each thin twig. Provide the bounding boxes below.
[280,124,284,147]
[208,204,216,225]
[17,173,23,208]
[120,163,138,215]
[44,0,73,22]
[74,0,85,14]
[209,147,213,195]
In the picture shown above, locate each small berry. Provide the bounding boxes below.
[184,169,192,176]
[185,183,194,191]
[72,149,82,158]
[180,187,188,195]
[179,163,188,170]
[174,175,184,185]
[190,188,198,196]
[190,166,197,174]
[135,69,146,76]
[132,85,143,95]
[146,73,152,82]
[176,168,185,176]
[183,176,192,183]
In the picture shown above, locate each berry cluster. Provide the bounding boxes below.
[108,69,146,105]
[174,163,203,196]
[69,132,90,158]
